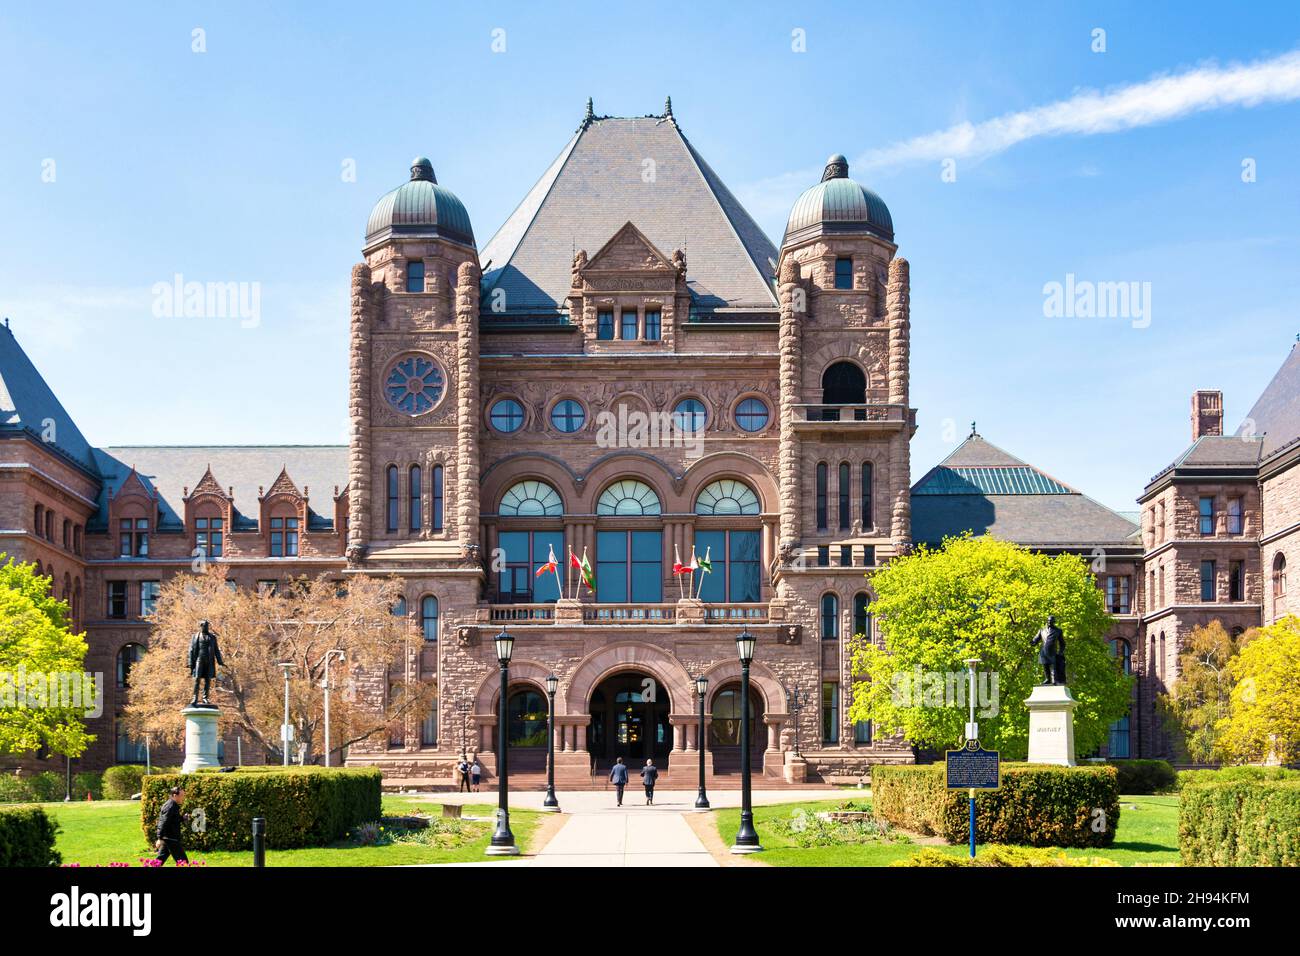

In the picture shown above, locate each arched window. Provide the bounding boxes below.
[385,465,399,533]
[1273,553,1287,597]
[694,479,760,516]
[861,462,873,527]
[838,462,851,530]
[421,688,438,747]
[815,463,828,530]
[1110,638,1132,675]
[821,593,839,640]
[409,465,422,531]
[672,398,707,434]
[507,689,548,747]
[116,643,144,691]
[432,465,444,531]
[853,593,871,638]
[821,361,866,406]
[499,480,564,517]
[710,685,758,746]
[420,596,439,642]
[597,480,661,516]
[392,596,407,618]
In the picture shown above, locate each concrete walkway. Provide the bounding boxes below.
[409,788,842,867]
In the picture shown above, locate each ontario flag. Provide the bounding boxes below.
[673,545,692,575]
[572,548,596,594]
[535,545,558,578]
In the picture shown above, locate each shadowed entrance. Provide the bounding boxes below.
[588,672,671,764]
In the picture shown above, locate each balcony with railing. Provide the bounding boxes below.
[485,601,772,626]
[792,403,911,430]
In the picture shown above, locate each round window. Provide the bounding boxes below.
[550,399,586,433]
[735,397,770,432]
[490,399,525,433]
[383,354,446,416]
[673,398,707,434]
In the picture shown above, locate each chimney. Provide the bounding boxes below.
[1191,389,1224,441]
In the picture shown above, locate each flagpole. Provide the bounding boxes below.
[567,544,574,601]
[552,549,563,599]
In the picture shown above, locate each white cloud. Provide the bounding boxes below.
[857,48,1300,171]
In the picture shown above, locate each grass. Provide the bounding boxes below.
[26,796,543,867]
[713,794,1181,866]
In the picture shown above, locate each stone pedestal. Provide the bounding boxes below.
[553,597,584,624]
[783,752,808,784]
[1025,684,1077,766]
[181,706,222,773]
[675,597,705,623]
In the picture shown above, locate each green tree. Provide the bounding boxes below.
[847,535,1129,759]
[0,554,94,758]
[1216,616,1300,765]
[1157,621,1241,764]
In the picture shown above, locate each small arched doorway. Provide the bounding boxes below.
[821,361,867,421]
[710,681,765,773]
[588,672,671,763]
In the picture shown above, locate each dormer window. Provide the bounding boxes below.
[196,516,224,557]
[406,260,425,293]
[270,516,299,557]
[834,257,853,289]
[119,518,149,557]
[597,310,614,340]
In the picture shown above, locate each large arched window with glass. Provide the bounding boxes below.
[409,465,422,531]
[1273,552,1287,598]
[694,480,760,516]
[431,465,444,531]
[499,480,564,517]
[385,465,399,533]
[695,479,762,603]
[821,361,867,420]
[392,595,407,618]
[597,480,661,516]
[710,684,759,746]
[821,593,839,640]
[507,688,548,747]
[853,592,871,639]
[420,596,439,642]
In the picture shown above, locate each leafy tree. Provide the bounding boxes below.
[847,535,1129,759]
[0,554,93,758]
[1215,616,1300,765]
[123,568,433,763]
[1157,621,1241,764]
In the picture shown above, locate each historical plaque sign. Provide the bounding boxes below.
[945,739,1001,790]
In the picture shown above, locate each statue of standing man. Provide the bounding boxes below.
[1030,615,1067,686]
[188,619,225,707]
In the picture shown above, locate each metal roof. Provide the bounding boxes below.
[0,322,99,474]
[1237,342,1300,459]
[365,158,475,249]
[783,157,894,244]
[912,465,1073,496]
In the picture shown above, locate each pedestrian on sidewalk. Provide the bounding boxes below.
[153,785,189,865]
[456,754,471,793]
[470,756,483,792]
[640,758,659,805]
[609,757,629,806]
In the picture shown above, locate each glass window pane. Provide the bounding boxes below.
[695,531,725,603]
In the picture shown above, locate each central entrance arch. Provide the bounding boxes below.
[589,672,671,763]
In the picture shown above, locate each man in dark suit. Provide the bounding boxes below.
[640,759,659,806]
[154,786,189,865]
[189,620,225,706]
[609,757,629,807]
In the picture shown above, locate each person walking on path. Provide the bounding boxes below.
[609,757,629,806]
[470,757,483,792]
[640,758,659,805]
[154,785,189,865]
[456,755,471,792]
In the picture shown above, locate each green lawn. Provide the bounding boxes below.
[713,794,1180,867]
[28,796,544,867]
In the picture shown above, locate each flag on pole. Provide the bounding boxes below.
[694,546,712,598]
[688,547,699,572]
[672,545,691,575]
[535,545,558,577]
[576,548,596,595]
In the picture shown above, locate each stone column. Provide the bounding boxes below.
[346,262,373,562]
[886,256,911,550]
[673,722,685,752]
[776,257,803,568]
[454,261,482,556]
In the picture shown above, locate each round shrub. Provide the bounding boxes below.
[1107,759,1176,794]
[0,806,61,866]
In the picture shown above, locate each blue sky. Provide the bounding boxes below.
[2,1,1298,511]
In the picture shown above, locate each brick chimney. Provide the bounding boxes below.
[1191,389,1224,441]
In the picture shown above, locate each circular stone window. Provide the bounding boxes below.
[383,354,446,416]
[550,399,586,433]
[490,398,526,433]
[734,397,770,432]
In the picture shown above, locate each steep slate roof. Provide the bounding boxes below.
[479,110,779,317]
[0,322,99,474]
[1236,342,1300,459]
[911,434,1139,549]
[92,446,348,532]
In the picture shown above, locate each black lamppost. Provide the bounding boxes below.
[543,672,560,811]
[486,627,518,855]
[694,674,710,810]
[731,628,762,853]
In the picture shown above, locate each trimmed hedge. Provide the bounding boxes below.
[103,765,178,801]
[1107,759,1176,795]
[893,844,1119,867]
[873,763,1120,848]
[140,766,382,851]
[1180,779,1300,866]
[1177,766,1300,791]
[0,806,61,866]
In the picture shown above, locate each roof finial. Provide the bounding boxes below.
[410,156,436,183]
[822,154,849,182]
[664,95,673,119]
[970,421,978,438]
[579,96,595,131]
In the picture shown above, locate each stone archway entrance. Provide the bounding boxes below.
[588,672,671,763]
[709,681,765,774]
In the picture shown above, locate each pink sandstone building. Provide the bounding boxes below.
[2,102,1297,781]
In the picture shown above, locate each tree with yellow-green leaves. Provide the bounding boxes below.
[847,535,1130,759]
[0,554,94,759]
[1157,621,1242,764]
[1215,616,1300,765]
